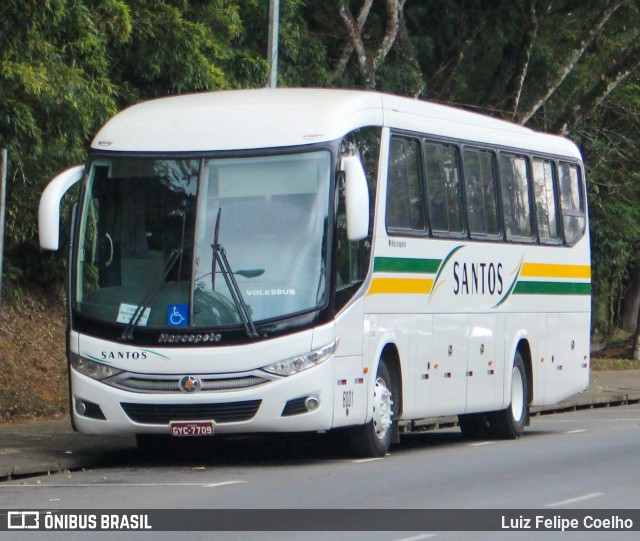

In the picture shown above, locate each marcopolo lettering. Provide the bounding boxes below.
[388,239,406,248]
[158,332,222,344]
[453,261,503,296]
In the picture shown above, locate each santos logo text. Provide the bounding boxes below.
[453,261,504,296]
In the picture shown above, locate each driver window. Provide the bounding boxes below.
[335,127,380,310]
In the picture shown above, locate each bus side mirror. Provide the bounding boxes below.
[39,165,85,250]
[341,156,369,241]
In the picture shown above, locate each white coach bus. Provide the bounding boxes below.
[39,89,590,457]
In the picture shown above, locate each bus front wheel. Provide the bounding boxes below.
[347,360,396,457]
[489,351,529,439]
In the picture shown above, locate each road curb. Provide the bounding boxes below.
[0,451,103,480]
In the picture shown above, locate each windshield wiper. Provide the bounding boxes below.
[121,249,182,340]
[211,207,222,292]
[213,245,259,339]
[211,209,259,339]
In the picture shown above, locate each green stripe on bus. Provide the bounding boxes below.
[513,281,592,295]
[374,257,441,274]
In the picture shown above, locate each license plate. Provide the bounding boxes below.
[170,421,214,437]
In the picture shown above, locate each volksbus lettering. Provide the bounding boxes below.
[246,289,296,296]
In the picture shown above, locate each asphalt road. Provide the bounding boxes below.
[1,405,639,540]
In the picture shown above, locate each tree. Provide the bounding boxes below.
[0,0,130,286]
[0,0,265,288]
[517,0,623,125]
[4,0,640,354]
[329,0,408,89]
[552,40,640,134]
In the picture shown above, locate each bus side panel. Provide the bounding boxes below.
[331,355,367,428]
[542,312,590,405]
[532,312,549,405]
[332,299,367,428]
[427,314,468,417]
[465,314,499,413]
[411,314,433,419]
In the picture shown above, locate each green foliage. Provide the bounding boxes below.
[277,0,331,87]
[2,0,640,345]
[108,1,237,97]
[0,0,268,289]
[590,193,640,336]
[0,0,126,289]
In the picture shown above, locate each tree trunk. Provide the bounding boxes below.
[504,0,540,118]
[337,0,406,89]
[431,10,491,98]
[634,295,640,360]
[518,0,622,125]
[332,0,374,80]
[553,43,640,134]
[621,269,640,333]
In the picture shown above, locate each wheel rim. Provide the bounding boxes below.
[510,366,525,422]
[372,376,393,440]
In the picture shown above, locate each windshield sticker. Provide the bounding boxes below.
[167,305,189,327]
[116,303,150,326]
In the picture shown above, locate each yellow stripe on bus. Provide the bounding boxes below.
[367,278,434,296]
[520,263,591,279]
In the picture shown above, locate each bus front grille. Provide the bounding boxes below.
[120,400,262,424]
[110,375,269,393]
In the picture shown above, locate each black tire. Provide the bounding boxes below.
[489,351,529,439]
[458,412,492,439]
[347,360,396,457]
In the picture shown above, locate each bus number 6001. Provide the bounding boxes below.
[343,390,353,408]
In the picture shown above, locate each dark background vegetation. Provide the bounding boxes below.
[2,0,640,418]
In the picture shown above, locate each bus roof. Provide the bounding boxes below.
[91,88,582,160]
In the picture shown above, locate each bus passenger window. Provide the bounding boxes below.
[559,163,585,245]
[462,148,500,238]
[424,142,464,236]
[386,137,425,233]
[532,159,560,243]
[499,154,533,241]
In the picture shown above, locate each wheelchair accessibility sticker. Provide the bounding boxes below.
[167,305,189,327]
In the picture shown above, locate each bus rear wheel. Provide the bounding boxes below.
[347,360,396,458]
[489,351,528,439]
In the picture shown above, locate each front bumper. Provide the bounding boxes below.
[70,360,335,435]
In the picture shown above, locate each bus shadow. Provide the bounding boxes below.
[396,429,466,451]
[99,426,556,468]
[101,431,353,468]
[396,426,557,452]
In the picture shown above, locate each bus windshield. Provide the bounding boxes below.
[75,151,332,332]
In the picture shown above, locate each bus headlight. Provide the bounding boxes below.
[262,339,338,377]
[70,354,123,381]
